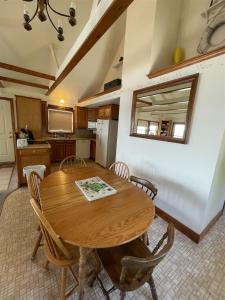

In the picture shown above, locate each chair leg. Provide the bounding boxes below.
[60,268,67,300]
[149,276,158,300]
[120,291,126,300]
[31,231,42,260]
[142,232,149,246]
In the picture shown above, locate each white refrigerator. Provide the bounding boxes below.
[95,119,118,168]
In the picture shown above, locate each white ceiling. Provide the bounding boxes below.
[0,0,93,87]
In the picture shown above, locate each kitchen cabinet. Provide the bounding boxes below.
[97,104,119,120]
[74,106,88,129]
[48,140,76,162]
[90,140,96,161]
[16,146,51,186]
[88,108,98,122]
[16,96,42,138]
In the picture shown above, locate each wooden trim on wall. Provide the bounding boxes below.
[48,104,74,112]
[79,85,121,103]
[0,96,13,101]
[156,204,224,244]
[148,46,225,79]
[155,206,200,243]
[46,0,134,96]
[0,62,55,81]
[0,76,49,90]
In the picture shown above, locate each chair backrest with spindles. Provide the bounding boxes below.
[130,175,158,200]
[28,171,42,208]
[59,155,87,171]
[30,198,72,260]
[109,162,130,180]
[119,223,174,290]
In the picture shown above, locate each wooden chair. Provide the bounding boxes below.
[97,223,174,300]
[130,175,158,245]
[59,155,87,171]
[30,198,79,300]
[28,171,43,260]
[109,162,130,180]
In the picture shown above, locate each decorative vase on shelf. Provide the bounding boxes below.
[173,47,185,64]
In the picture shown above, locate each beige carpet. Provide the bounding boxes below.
[0,188,225,299]
[0,167,13,191]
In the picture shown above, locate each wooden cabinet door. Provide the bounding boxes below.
[97,107,105,119]
[16,96,42,138]
[104,106,112,119]
[90,140,96,161]
[65,141,76,157]
[74,107,88,129]
[55,141,65,161]
[88,108,97,122]
[48,140,56,162]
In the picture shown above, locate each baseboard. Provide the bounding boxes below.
[155,206,200,243]
[0,162,15,168]
[156,205,224,244]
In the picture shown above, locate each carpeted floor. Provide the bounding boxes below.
[0,167,13,191]
[0,166,17,214]
[0,188,225,299]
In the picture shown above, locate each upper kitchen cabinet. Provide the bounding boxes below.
[74,106,88,129]
[88,108,98,122]
[97,104,119,120]
[16,96,42,138]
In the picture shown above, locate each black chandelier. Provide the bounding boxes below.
[22,0,77,41]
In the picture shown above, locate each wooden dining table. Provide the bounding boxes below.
[40,165,155,299]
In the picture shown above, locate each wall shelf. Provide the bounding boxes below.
[147,46,225,79]
[79,85,121,103]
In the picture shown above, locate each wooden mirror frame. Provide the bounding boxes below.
[130,73,199,144]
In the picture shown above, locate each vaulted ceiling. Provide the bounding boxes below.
[0,0,127,105]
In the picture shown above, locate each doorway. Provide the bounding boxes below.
[0,98,15,163]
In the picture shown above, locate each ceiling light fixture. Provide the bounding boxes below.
[23,0,77,41]
[60,99,65,104]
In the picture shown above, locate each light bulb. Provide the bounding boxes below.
[70,1,76,9]
[60,99,65,104]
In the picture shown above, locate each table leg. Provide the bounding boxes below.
[79,247,88,300]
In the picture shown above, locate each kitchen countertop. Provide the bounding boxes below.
[40,137,96,142]
[17,144,51,150]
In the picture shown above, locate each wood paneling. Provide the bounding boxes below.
[88,108,98,122]
[46,0,134,96]
[16,96,42,138]
[79,85,121,103]
[0,62,55,81]
[0,76,49,90]
[148,45,225,79]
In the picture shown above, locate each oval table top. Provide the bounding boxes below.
[40,165,155,249]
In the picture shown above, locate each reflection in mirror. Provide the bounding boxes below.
[131,74,199,143]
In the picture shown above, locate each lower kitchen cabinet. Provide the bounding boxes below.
[16,146,51,186]
[90,140,96,161]
[48,140,76,162]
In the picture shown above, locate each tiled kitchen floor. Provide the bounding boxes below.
[0,187,225,300]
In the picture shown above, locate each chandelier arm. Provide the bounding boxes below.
[46,0,70,18]
[46,4,59,32]
[27,2,39,23]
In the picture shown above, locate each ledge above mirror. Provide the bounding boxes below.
[130,74,199,144]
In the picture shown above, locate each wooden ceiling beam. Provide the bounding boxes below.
[46,0,134,96]
[0,62,55,81]
[0,76,49,90]
[137,99,152,106]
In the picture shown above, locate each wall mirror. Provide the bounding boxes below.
[130,74,199,144]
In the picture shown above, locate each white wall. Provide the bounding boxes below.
[116,0,225,234]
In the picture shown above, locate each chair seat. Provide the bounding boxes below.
[97,238,151,286]
[44,242,80,267]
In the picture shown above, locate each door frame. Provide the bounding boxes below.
[0,96,16,165]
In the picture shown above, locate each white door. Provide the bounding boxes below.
[0,100,15,162]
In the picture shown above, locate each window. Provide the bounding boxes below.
[149,122,159,135]
[172,123,185,139]
[137,120,148,134]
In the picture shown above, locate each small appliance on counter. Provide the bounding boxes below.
[16,126,34,148]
